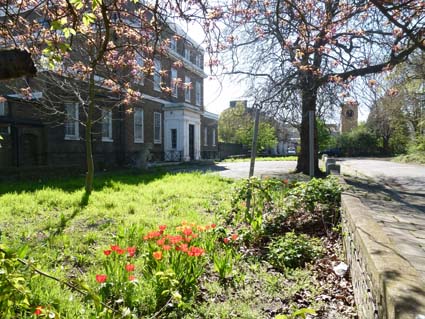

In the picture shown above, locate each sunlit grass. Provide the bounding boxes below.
[0,169,233,258]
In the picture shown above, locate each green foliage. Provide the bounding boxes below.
[237,121,278,151]
[275,308,317,319]
[267,232,323,270]
[317,118,332,151]
[0,245,36,318]
[218,104,278,150]
[335,124,379,156]
[285,176,342,213]
[408,135,425,153]
[230,177,288,239]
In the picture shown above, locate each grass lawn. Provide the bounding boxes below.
[0,170,230,248]
[393,151,425,165]
[221,156,298,163]
[0,169,355,318]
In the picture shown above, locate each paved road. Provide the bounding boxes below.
[338,158,425,278]
[167,160,298,179]
[214,161,297,179]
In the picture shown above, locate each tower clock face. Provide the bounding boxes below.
[346,109,354,118]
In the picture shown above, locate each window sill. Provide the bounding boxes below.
[154,140,162,144]
[102,138,114,143]
[134,139,144,144]
[64,136,79,141]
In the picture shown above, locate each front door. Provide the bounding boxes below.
[189,124,194,160]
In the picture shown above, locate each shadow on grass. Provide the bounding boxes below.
[0,163,229,196]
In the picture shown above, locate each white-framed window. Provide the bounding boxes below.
[102,109,113,142]
[135,53,145,85]
[64,103,79,140]
[195,54,201,67]
[171,68,178,98]
[154,112,162,144]
[0,125,11,135]
[184,46,190,61]
[170,37,177,51]
[204,127,208,146]
[184,76,191,102]
[212,128,216,146]
[154,58,161,91]
[134,107,144,143]
[0,100,7,116]
[171,128,177,149]
[195,81,201,106]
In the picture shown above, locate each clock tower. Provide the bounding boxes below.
[340,103,358,133]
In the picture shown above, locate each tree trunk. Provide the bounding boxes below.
[382,136,390,155]
[85,72,95,194]
[296,86,320,175]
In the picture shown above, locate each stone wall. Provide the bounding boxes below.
[340,179,425,319]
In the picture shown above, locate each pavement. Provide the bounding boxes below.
[337,158,425,279]
[214,160,297,179]
[167,160,298,179]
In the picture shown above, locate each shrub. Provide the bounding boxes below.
[285,176,342,213]
[267,232,323,270]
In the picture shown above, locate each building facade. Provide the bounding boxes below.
[0,25,218,170]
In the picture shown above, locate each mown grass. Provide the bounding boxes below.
[221,156,298,163]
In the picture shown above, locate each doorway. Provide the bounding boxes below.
[188,124,194,160]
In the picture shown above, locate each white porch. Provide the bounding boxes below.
[163,103,202,161]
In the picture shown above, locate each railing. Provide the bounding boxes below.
[201,150,218,160]
[149,150,183,162]
[164,150,183,162]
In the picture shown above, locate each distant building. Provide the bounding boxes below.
[340,103,358,133]
[229,100,248,108]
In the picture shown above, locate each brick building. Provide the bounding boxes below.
[0,23,219,170]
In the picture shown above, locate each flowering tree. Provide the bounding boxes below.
[206,0,425,174]
[0,0,209,193]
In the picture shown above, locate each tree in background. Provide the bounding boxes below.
[367,95,409,155]
[218,102,277,151]
[207,0,424,175]
[335,124,379,157]
[316,119,333,152]
[218,102,251,144]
